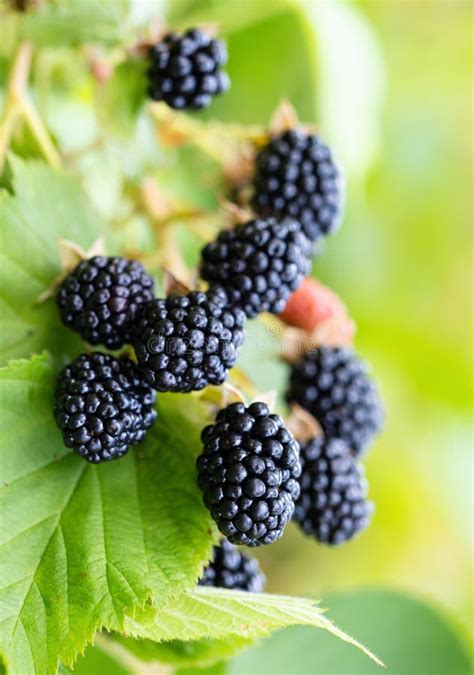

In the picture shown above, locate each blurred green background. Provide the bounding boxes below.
[1,0,472,672]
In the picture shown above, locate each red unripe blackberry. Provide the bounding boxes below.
[294,436,373,545]
[199,539,265,592]
[286,347,384,457]
[54,352,157,463]
[200,217,311,318]
[279,278,347,332]
[148,28,230,110]
[131,288,246,393]
[56,256,155,350]
[197,401,301,547]
[252,130,343,243]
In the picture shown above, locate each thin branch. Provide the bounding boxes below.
[0,42,33,171]
[20,96,62,169]
[0,41,62,171]
[95,633,173,675]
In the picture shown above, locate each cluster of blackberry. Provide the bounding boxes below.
[199,539,265,592]
[197,402,301,547]
[147,28,230,110]
[284,346,383,548]
[50,26,384,592]
[53,256,246,463]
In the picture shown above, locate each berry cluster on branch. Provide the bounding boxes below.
[47,25,384,592]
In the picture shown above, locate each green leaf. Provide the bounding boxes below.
[168,0,293,35]
[0,354,214,675]
[214,8,317,124]
[300,1,385,176]
[19,0,130,47]
[123,587,382,667]
[170,0,318,123]
[96,60,147,138]
[177,663,227,675]
[111,633,253,669]
[230,590,472,674]
[0,157,102,366]
[61,643,128,675]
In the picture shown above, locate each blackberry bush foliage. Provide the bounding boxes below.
[252,129,342,243]
[199,539,266,592]
[287,347,384,456]
[0,4,387,674]
[200,217,311,317]
[131,289,246,392]
[56,256,155,349]
[294,436,373,545]
[197,402,301,546]
[54,352,157,462]
[148,28,230,110]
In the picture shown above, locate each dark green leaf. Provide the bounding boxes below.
[0,355,214,674]
[20,0,130,47]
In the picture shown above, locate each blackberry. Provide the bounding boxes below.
[54,352,157,463]
[252,129,342,243]
[200,217,311,318]
[56,256,155,350]
[286,347,383,457]
[131,288,246,392]
[147,28,230,110]
[294,436,373,545]
[199,539,265,592]
[197,402,301,547]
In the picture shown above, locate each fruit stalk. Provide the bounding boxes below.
[0,41,62,171]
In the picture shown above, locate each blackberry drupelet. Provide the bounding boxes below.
[56,256,155,350]
[294,436,373,545]
[252,129,342,243]
[197,401,301,546]
[199,539,265,592]
[147,28,230,110]
[200,217,311,318]
[54,352,157,463]
[286,347,383,457]
[131,288,246,392]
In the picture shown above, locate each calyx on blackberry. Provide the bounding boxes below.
[294,436,373,545]
[54,352,157,463]
[197,401,301,546]
[252,129,342,243]
[200,217,311,318]
[286,347,383,457]
[147,27,230,110]
[131,288,246,392]
[199,539,265,592]
[56,256,155,350]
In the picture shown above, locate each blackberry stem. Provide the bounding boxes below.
[0,42,62,171]
[149,101,267,164]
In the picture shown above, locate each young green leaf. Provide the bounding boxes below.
[96,60,148,138]
[0,157,102,365]
[108,633,254,670]
[0,354,214,675]
[122,587,383,667]
[19,0,130,47]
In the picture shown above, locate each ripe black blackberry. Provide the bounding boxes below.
[200,217,311,318]
[147,28,230,110]
[131,288,246,393]
[56,256,155,350]
[294,436,373,545]
[54,352,157,463]
[199,539,265,592]
[252,129,342,243]
[286,347,383,457]
[197,401,301,547]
